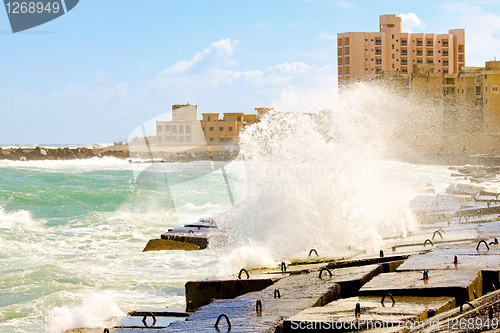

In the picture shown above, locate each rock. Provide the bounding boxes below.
[40,148,47,156]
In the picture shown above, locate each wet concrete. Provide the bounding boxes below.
[282,296,455,332]
[160,233,209,249]
[162,265,385,332]
[358,270,482,305]
[142,238,200,252]
[185,273,284,311]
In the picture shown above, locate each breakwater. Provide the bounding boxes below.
[0,145,238,162]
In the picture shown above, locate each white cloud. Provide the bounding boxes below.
[399,13,426,32]
[318,31,336,40]
[334,1,355,10]
[158,38,240,76]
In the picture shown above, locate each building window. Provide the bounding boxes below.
[179,136,184,143]
[401,49,407,56]
[401,59,407,65]
[173,125,177,134]
[229,127,233,131]
[443,50,449,57]
[179,125,184,134]
[186,136,191,142]
[376,68,381,74]
[186,125,190,134]
[209,138,214,142]
[219,127,223,131]
[172,136,177,142]
[209,127,214,131]
[476,86,482,95]
[237,116,241,121]
[427,59,433,64]
[427,40,433,46]
[402,68,408,74]
[444,78,454,84]
[442,40,449,47]
[207,116,210,121]
[220,138,225,143]
[165,125,170,132]
[338,58,342,66]
[417,50,423,56]
[401,39,407,46]
[493,86,499,92]
[443,87,455,95]
[417,59,423,63]
[427,50,433,56]
[375,38,381,45]
[376,58,382,65]
[157,125,162,132]
[375,48,382,55]
[158,136,163,142]
[416,39,423,46]
[165,137,170,142]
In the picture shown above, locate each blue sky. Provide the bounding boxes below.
[1,0,500,144]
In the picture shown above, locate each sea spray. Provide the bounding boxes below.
[212,82,426,272]
[47,293,125,333]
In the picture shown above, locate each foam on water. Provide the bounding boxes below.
[213,82,437,272]
[47,293,125,333]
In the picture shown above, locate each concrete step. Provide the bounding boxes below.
[358,270,482,305]
[282,295,455,332]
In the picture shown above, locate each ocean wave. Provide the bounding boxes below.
[0,206,42,230]
[47,293,125,333]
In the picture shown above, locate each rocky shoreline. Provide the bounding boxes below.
[0,145,239,162]
[0,146,129,161]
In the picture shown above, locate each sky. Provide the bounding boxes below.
[1,0,500,144]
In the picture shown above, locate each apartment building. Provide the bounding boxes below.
[378,61,500,133]
[153,104,263,146]
[338,14,465,84]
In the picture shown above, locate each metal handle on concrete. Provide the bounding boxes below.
[274,289,281,299]
[142,312,156,327]
[459,215,468,223]
[238,268,249,279]
[432,230,443,240]
[493,284,497,291]
[309,249,319,257]
[381,293,396,305]
[379,250,384,258]
[103,329,109,333]
[423,270,429,280]
[489,238,499,245]
[318,267,332,278]
[186,300,194,312]
[423,239,433,247]
[476,240,490,251]
[437,228,446,234]
[454,255,458,265]
[281,262,287,272]
[215,314,231,330]
[473,290,478,299]
[256,300,262,312]
[490,307,494,319]
[355,303,361,318]
[460,302,474,313]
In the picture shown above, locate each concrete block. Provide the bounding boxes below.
[282,296,455,332]
[359,270,482,304]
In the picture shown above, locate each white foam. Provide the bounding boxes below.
[214,82,424,265]
[0,156,131,171]
[47,293,125,333]
[216,245,276,277]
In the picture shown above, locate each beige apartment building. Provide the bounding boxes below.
[152,104,263,146]
[377,61,500,134]
[338,14,465,84]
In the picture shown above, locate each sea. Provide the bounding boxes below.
[2,84,500,332]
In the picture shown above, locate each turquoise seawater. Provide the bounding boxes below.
[0,158,239,333]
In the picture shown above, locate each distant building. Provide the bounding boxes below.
[153,104,265,146]
[377,61,500,133]
[337,14,465,84]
